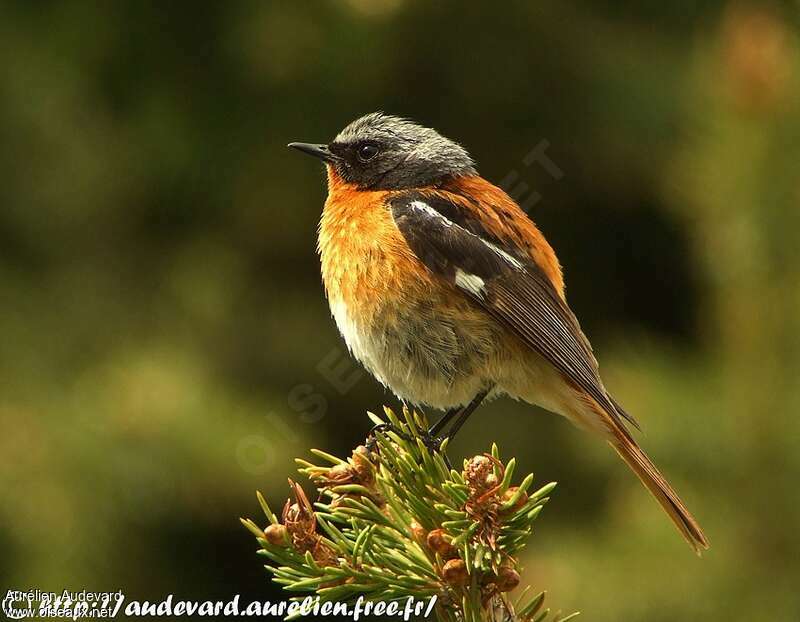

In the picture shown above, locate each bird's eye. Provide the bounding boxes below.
[356,143,379,162]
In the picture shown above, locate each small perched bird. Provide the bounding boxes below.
[289,113,708,553]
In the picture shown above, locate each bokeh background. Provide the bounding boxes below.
[2,1,799,620]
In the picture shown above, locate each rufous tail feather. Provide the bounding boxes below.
[611,434,709,554]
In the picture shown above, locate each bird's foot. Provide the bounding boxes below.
[365,422,410,452]
[365,421,453,470]
[419,429,453,471]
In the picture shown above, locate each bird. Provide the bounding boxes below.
[288,112,709,553]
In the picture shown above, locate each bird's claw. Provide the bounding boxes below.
[365,422,410,451]
[365,422,453,469]
[420,431,453,470]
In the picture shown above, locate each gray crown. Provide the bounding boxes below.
[330,113,476,189]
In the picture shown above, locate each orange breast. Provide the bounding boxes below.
[318,168,434,322]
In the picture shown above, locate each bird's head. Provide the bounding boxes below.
[289,112,476,190]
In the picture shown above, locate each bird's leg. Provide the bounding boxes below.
[442,387,491,440]
[423,387,492,453]
[427,408,461,439]
[421,411,459,471]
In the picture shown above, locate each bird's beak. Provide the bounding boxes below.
[287,142,339,164]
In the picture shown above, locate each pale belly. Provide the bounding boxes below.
[328,294,503,410]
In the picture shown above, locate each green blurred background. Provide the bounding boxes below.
[2,1,799,619]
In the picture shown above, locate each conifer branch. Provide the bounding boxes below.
[242,406,579,622]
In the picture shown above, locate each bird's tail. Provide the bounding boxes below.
[610,432,709,554]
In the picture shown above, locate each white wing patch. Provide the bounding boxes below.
[455,269,486,298]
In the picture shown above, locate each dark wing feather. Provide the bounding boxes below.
[390,192,639,432]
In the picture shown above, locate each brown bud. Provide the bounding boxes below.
[484,473,499,488]
[327,464,353,481]
[409,520,427,543]
[495,566,520,592]
[284,502,302,523]
[501,487,528,513]
[263,524,289,547]
[464,455,494,490]
[351,447,374,483]
[427,528,457,558]
[283,499,316,539]
[442,559,469,585]
[468,455,491,471]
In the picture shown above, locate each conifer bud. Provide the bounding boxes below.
[495,566,520,592]
[427,528,457,558]
[442,559,469,585]
[264,523,289,547]
[410,520,427,543]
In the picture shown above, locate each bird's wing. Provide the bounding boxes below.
[389,190,639,432]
